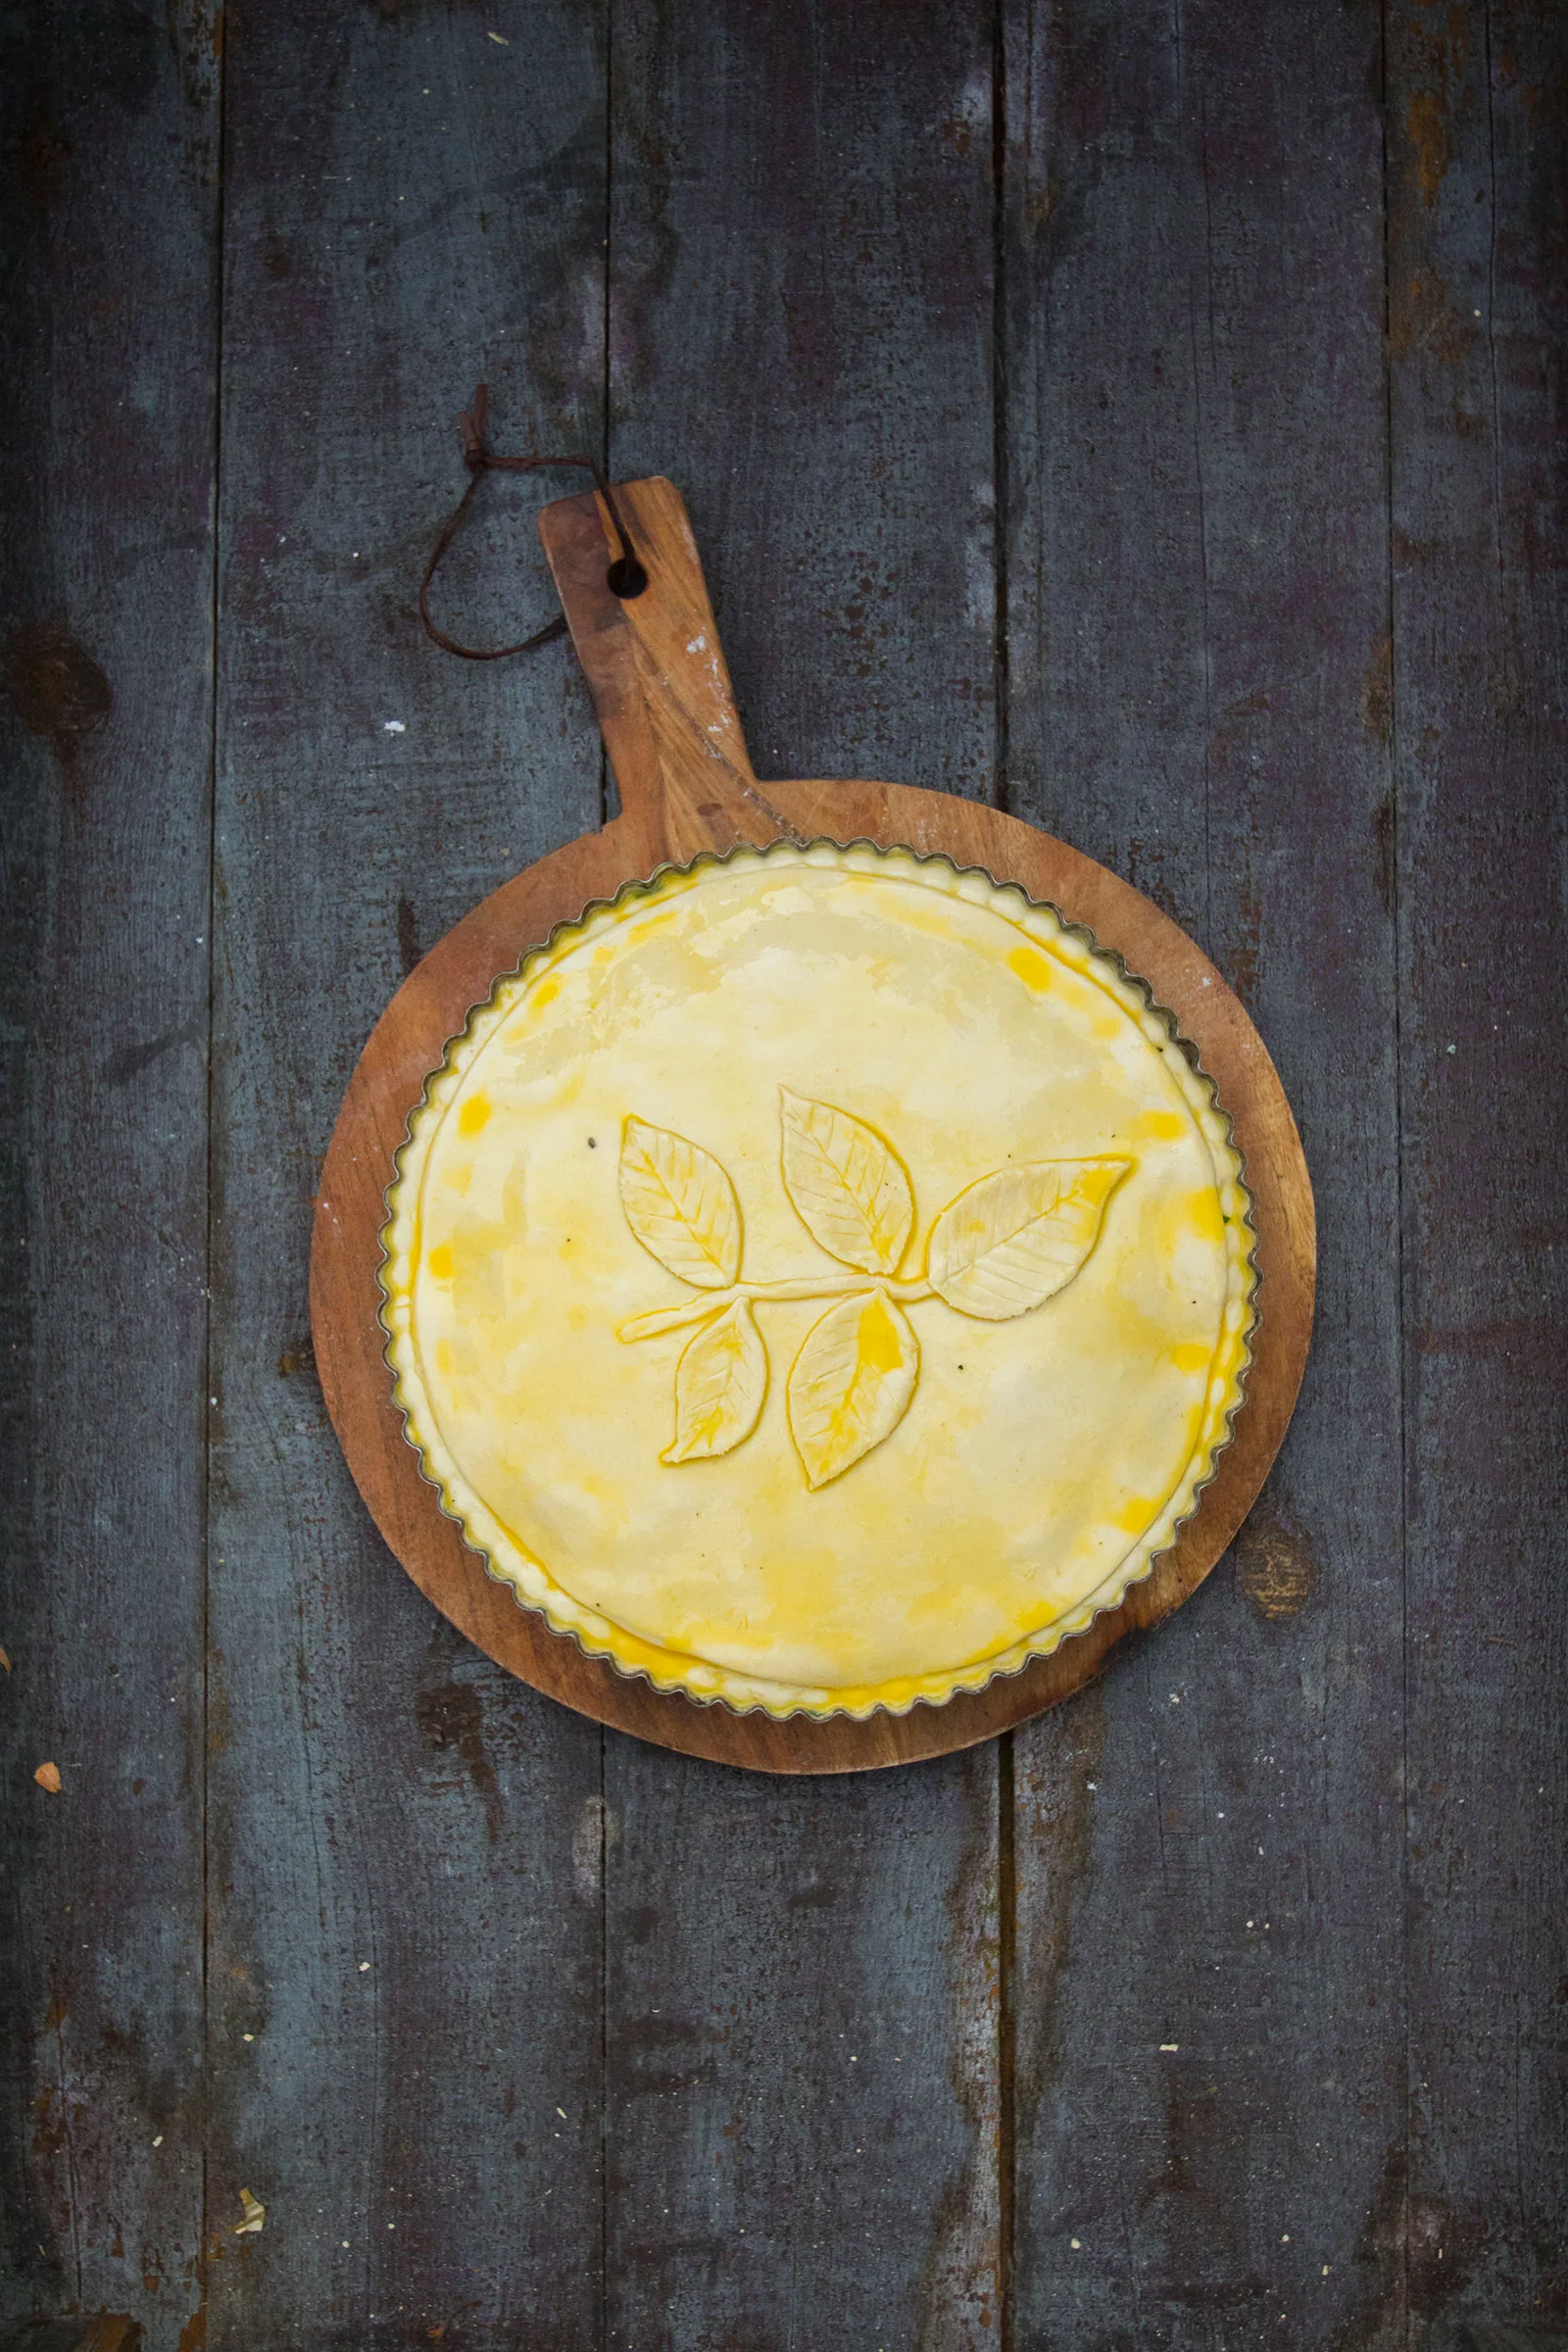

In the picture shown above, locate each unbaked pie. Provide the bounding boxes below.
[380,841,1255,1717]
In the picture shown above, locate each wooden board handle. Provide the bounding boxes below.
[539,477,788,867]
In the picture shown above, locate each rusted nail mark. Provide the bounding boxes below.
[1407,89,1450,208]
[1234,1515,1316,1621]
[6,620,113,751]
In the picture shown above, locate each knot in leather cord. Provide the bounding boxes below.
[419,383,647,661]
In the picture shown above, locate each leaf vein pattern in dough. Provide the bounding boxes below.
[927,1159,1131,1321]
[619,1114,742,1288]
[618,1099,1132,1485]
[779,1088,913,1275]
[663,1298,768,1464]
[787,1290,919,1489]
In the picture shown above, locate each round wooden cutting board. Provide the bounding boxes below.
[310,479,1315,1773]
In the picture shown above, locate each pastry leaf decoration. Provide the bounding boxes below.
[618,1098,1134,1486]
[619,1115,742,1289]
[779,1088,913,1276]
[787,1289,919,1490]
[663,1298,768,1464]
[926,1158,1132,1321]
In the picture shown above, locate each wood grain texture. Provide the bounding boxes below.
[0,8,218,2342]
[207,3,608,2345]
[598,21,1007,2344]
[1002,1,1407,2341]
[1390,0,1568,2335]
[5,1,1565,2344]
[315,603,1314,1773]
[311,20,1304,2344]
[0,2324,146,2352]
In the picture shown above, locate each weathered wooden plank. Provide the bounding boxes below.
[0,8,218,2345]
[603,1748,1000,2350]
[602,4,1004,2342]
[206,2,610,2342]
[1004,3,1406,2341]
[11,10,1562,2342]
[1389,0,1568,2335]
[611,0,1002,808]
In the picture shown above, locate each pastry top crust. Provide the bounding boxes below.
[381,843,1255,1718]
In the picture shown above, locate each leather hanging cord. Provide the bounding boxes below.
[418,384,647,660]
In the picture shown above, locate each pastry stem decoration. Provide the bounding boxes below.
[618,1270,933,1339]
[617,1093,1131,1490]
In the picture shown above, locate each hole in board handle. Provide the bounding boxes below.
[607,555,649,600]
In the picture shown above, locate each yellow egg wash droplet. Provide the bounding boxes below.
[860,1296,905,1373]
[1007,946,1054,992]
[380,844,1255,1719]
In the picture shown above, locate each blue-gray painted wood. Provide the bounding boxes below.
[1003,1,1410,2341]
[2,2,1566,2344]
[610,0,1003,807]
[205,3,609,2344]
[1390,0,1568,2336]
[602,5,1005,2342]
[0,6,218,2342]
